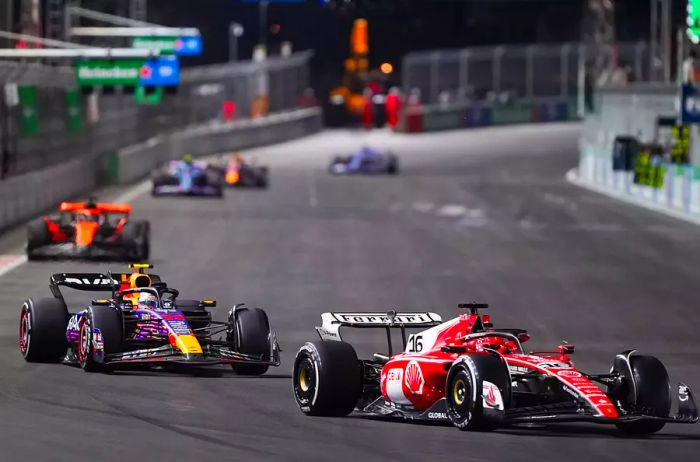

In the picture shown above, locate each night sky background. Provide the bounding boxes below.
[41,0,687,93]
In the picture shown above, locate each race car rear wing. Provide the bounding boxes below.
[316,311,442,355]
[49,272,164,299]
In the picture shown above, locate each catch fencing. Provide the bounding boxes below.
[0,51,313,178]
[402,42,649,106]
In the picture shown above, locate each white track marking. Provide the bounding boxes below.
[0,255,27,278]
[112,179,151,204]
[306,171,318,207]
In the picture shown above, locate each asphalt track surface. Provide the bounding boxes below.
[0,123,699,461]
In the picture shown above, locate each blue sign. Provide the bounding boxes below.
[681,84,700,124]
[175,36,203,56]
[139,56,180,87]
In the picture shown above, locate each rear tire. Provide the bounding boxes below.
[19,298,69,362]
[122,221,149,262]
[445,353,510,431]
[77,306,123,373]
[229,307,271,376]
[611,354,671,434]
[26,219,50,260]
[293,341,361,416]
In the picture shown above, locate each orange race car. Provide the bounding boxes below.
[26,198,150,261]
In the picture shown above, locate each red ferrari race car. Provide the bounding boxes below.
[26,199,149,261]
[293,304,698,434]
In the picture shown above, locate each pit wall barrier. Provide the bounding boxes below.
[0,107,322,234]
[400,98,577,133]
[574,84,700,219]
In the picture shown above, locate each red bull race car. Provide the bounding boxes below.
[293,304,697,434]
[223,154,269,188]
[26,200,149,261]
[19,264,280,375]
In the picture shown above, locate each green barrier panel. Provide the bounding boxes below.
[491,105,534,125]
[423,108,462,131]
[65,89,82,133]
[18,85,39,136]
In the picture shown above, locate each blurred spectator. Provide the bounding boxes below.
[385,87,401,129]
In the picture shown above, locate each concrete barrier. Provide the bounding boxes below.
[115,107,323,184]
[403,98,577,133]
[0,156,97,232]
[0,107,323,234]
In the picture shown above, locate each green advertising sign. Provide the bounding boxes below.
[65,89,82,133]
[690,1,700,42]
[18,85,39,136]
[76,59,145,86]
[134,86,163,105]
[132,36,179,54]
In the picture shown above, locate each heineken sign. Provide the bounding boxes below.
[132,35,203,56]
[76,57,180,87]
[77,59,144,86]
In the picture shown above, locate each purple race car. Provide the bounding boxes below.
[19,264,280,374]
[152,158,224,197]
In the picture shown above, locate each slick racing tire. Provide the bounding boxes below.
[445,353,511,431]
[26,219,50,260]
[610,354,671,434]
[387,154,399,175]
[77,306,123,373]
[19,298,69,363]
[122,221,150,262]
[230,307,271,376]
[293,341,362,416]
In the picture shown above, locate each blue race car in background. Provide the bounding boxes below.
[152,158,224,197]
[329,146,399,175]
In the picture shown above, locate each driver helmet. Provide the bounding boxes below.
[183,153,193,165]
[137,292,158,309]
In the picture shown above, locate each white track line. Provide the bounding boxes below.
[566,168,700,227]
[112,179,151,204]
[0,255,28,278]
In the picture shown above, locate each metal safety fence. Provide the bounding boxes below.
[402,42,649,106]
[0,50,313,178]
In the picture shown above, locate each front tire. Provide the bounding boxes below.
[26,219,50,260]
[77,306,123,373]
[611,354,671,434]
[293,341,361,416]
[229,307,271,376]
[445,353,510,431]
[19,298,69,362]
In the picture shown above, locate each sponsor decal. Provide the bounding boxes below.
[167,320,192,335]
[508,365,530,374]
[680,384,690,402]
[556,370,582,378]
[482,381,504,410]
[404,360,425,395]
[67,314,81,332]
[161,313,185,321]
[538,361,569,369]
[335,313,433,325]
[427,412,447,419]
[316,327,340,340]
[64,277,116,286]
[386,368,403,382]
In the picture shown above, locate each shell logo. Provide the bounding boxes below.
[404,360,424,395]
